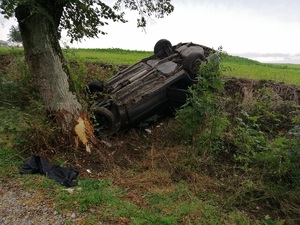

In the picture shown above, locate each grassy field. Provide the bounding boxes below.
[64,48,152,65]
[1,46,300,224]
[221,54,300,85]
[1,46,300,85]
[68,48,300,85]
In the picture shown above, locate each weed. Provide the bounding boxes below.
[0,148,23,177]
[0,54,37,108]
[230,87,300,185]
[1,47,299,224]
[176,52,229,156]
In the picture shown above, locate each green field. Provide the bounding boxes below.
[64,48,152,65]
[221,54,300,85]
[1,46,299,85]
[65,48,300,86]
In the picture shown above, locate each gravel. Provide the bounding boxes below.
[0,181,82,225]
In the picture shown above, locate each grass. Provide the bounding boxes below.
[221,54,300,85]
[0,46,24,56]
[64,49,300,85]
[2,46,300,85]
[0,148,23,176]
[64,48,152,65]
[1,46,299,224]
[0,143,253,224]
[4,163,255,224]
[0,147,281,224]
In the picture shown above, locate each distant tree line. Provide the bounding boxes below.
[0,25,22,46]
[0,40,9,46]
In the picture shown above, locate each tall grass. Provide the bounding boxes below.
[0,46,24,56]
[1,46,299,224]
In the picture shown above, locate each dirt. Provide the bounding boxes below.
[0,54,15,71]
[0,181,82,224]
[223,76,300,104]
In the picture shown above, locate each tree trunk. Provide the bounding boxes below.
[15,5,93,151]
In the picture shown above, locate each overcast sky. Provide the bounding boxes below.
[1,0,300,64]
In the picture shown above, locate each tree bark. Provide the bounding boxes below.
[15,5,88,141]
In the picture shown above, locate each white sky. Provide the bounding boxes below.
[1,0,300,64]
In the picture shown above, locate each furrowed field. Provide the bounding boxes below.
[1,47,300,224]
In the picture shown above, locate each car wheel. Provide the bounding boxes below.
[184,52,204,78]
[87,81,104,94]
[154,39,172,57]
[92,107,115,131]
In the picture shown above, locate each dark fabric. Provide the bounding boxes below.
[20,156,78,187]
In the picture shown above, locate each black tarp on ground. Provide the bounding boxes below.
[20,156,79,187]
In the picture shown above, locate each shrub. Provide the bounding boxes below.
[176,51,229,155]
[0,55,37,108]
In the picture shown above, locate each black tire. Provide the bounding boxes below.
[154,39,172,57]
[184,52,204,78]
[87,81,104,94]
[92,107,115,131]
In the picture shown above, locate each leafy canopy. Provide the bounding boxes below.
[0,0,174,42]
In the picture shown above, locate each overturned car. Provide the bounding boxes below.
[86,39,218,136]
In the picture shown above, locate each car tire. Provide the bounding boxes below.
[184,52,204,78]
[92,107,115,131]
[154,39,172,57]
[87,81,104,94]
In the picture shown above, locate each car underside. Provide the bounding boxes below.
[86,39,218,136]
